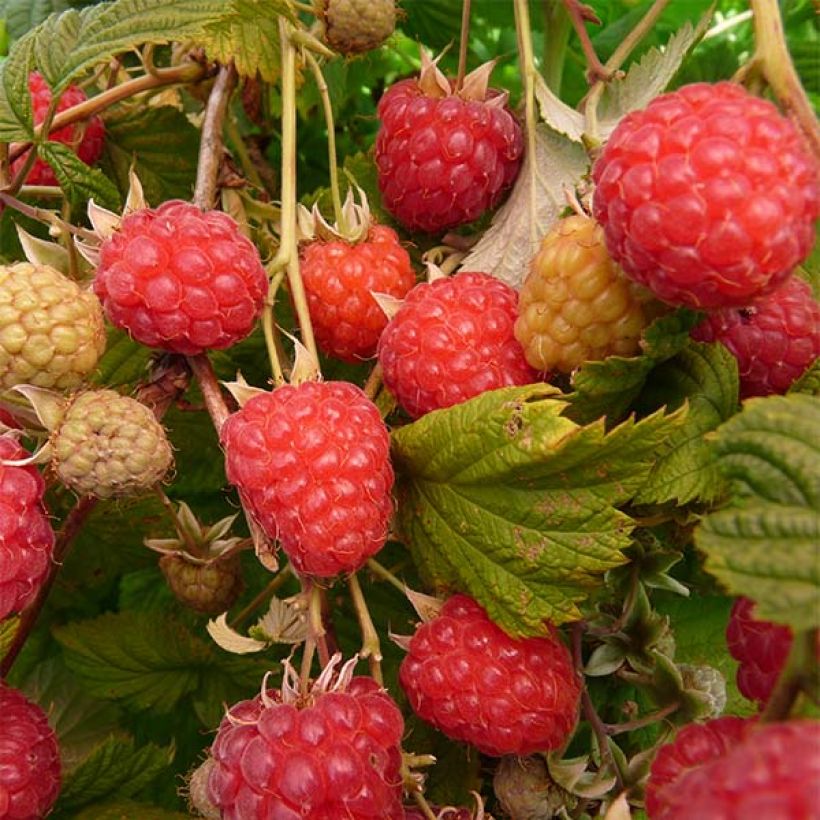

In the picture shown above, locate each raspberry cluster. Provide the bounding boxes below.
[399,595,581,756]
[0,437,54,621]
[94,201,268,355]
[207,675,405,818]
[378,272,537,418]
[593,82,819,309]
[221,381,394,577]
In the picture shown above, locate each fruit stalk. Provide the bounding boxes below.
[348,572,384,685]
[455,0,473,90]
[746,0,820,157]
[187,353,232,433]
[761,628,819,722]
[193,62,238,210]
[560,0,613,83]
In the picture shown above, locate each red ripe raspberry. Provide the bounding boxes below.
[0,682,61,819]
[375,72,523,233]
[592,82,819,309]
[94,201,267,355]
[301,224,415,362]
[0,437,54,621]
[399,595,581,757]
[646,720,820,819]
[11,71,105,187]
[692,276,820,398]
[645,716,749,818]
[207,675,405,818]
[221,381,393,577]
[377,272,538,418]
[726,597,793,707]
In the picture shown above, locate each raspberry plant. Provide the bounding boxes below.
[0,0,817,818]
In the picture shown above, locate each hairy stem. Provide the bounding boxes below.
[193,63,238,210]
[348,572,384,686]
[455,0,473,91]
[513,0,540,251]
[761,628,819,722]
[747,0,820,157]
[366,557,406,593]
[305,52,344,230]
[280,19,319,362]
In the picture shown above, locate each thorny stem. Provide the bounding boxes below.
[348,572,384,686]
[745,0,820,157]
[542,0,572,94]
[193,63,238,210]
[0,497,97,677]
[305,53,344,231]
[572,622,624,792]
[0,192,97,240]
[582,0,671,140]
[366,557,406,593]
[8,62,207,165]
[513,0,540,252]
[455,0,473,91]
[280,19,319,363]
[229,565,294,628]
[761,628,819,722]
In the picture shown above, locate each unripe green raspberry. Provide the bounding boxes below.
[514,214,661,373]
[493,755,571,819]
[51,389,173,498]
[679,663,727,719]
[322,0,396,54]
[159,553,244,615]
[0,262,106,389]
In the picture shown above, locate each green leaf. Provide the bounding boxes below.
[635,342,738,505]
[54,735,173,813]
[565,309,702,424]
[0,29,34,139]
[52,610,271,718]
[696,394,820,630]
[790,357,820,396]
[392,384,687,635]
[39,140,121,209]
[0,0,69,40]
[200,0,295,83]
[100,105,199,204]
[92,327,154,388]
[0,616,19,657]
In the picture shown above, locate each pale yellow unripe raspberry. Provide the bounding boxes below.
[322,0,396,54]
[514,215,662,374]
[51,389,173,499]
[0,262,106,389]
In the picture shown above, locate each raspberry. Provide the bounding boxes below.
[10,71,105,187]
[692,276,820,398]
[301,224,415,362]
[159,553,244,615]
[0,682,61,820]
[677,664,727,719]
[187,759,220,819]
[646,720,820,819]
[221,381,393,577]
[322,0,396,54]
[399,595,581,757]
[51,389,173,499]
[726,596,793,708]
[0,437,54,621]
[378,272,538,417]
[94,201,268,355]
[493,755,569,819]
[375,59,523,233]
[207,667,405,818]
[645,716,749,818]
[0,262,106,390]
[592,82,819,309]
[514,214,662,373]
